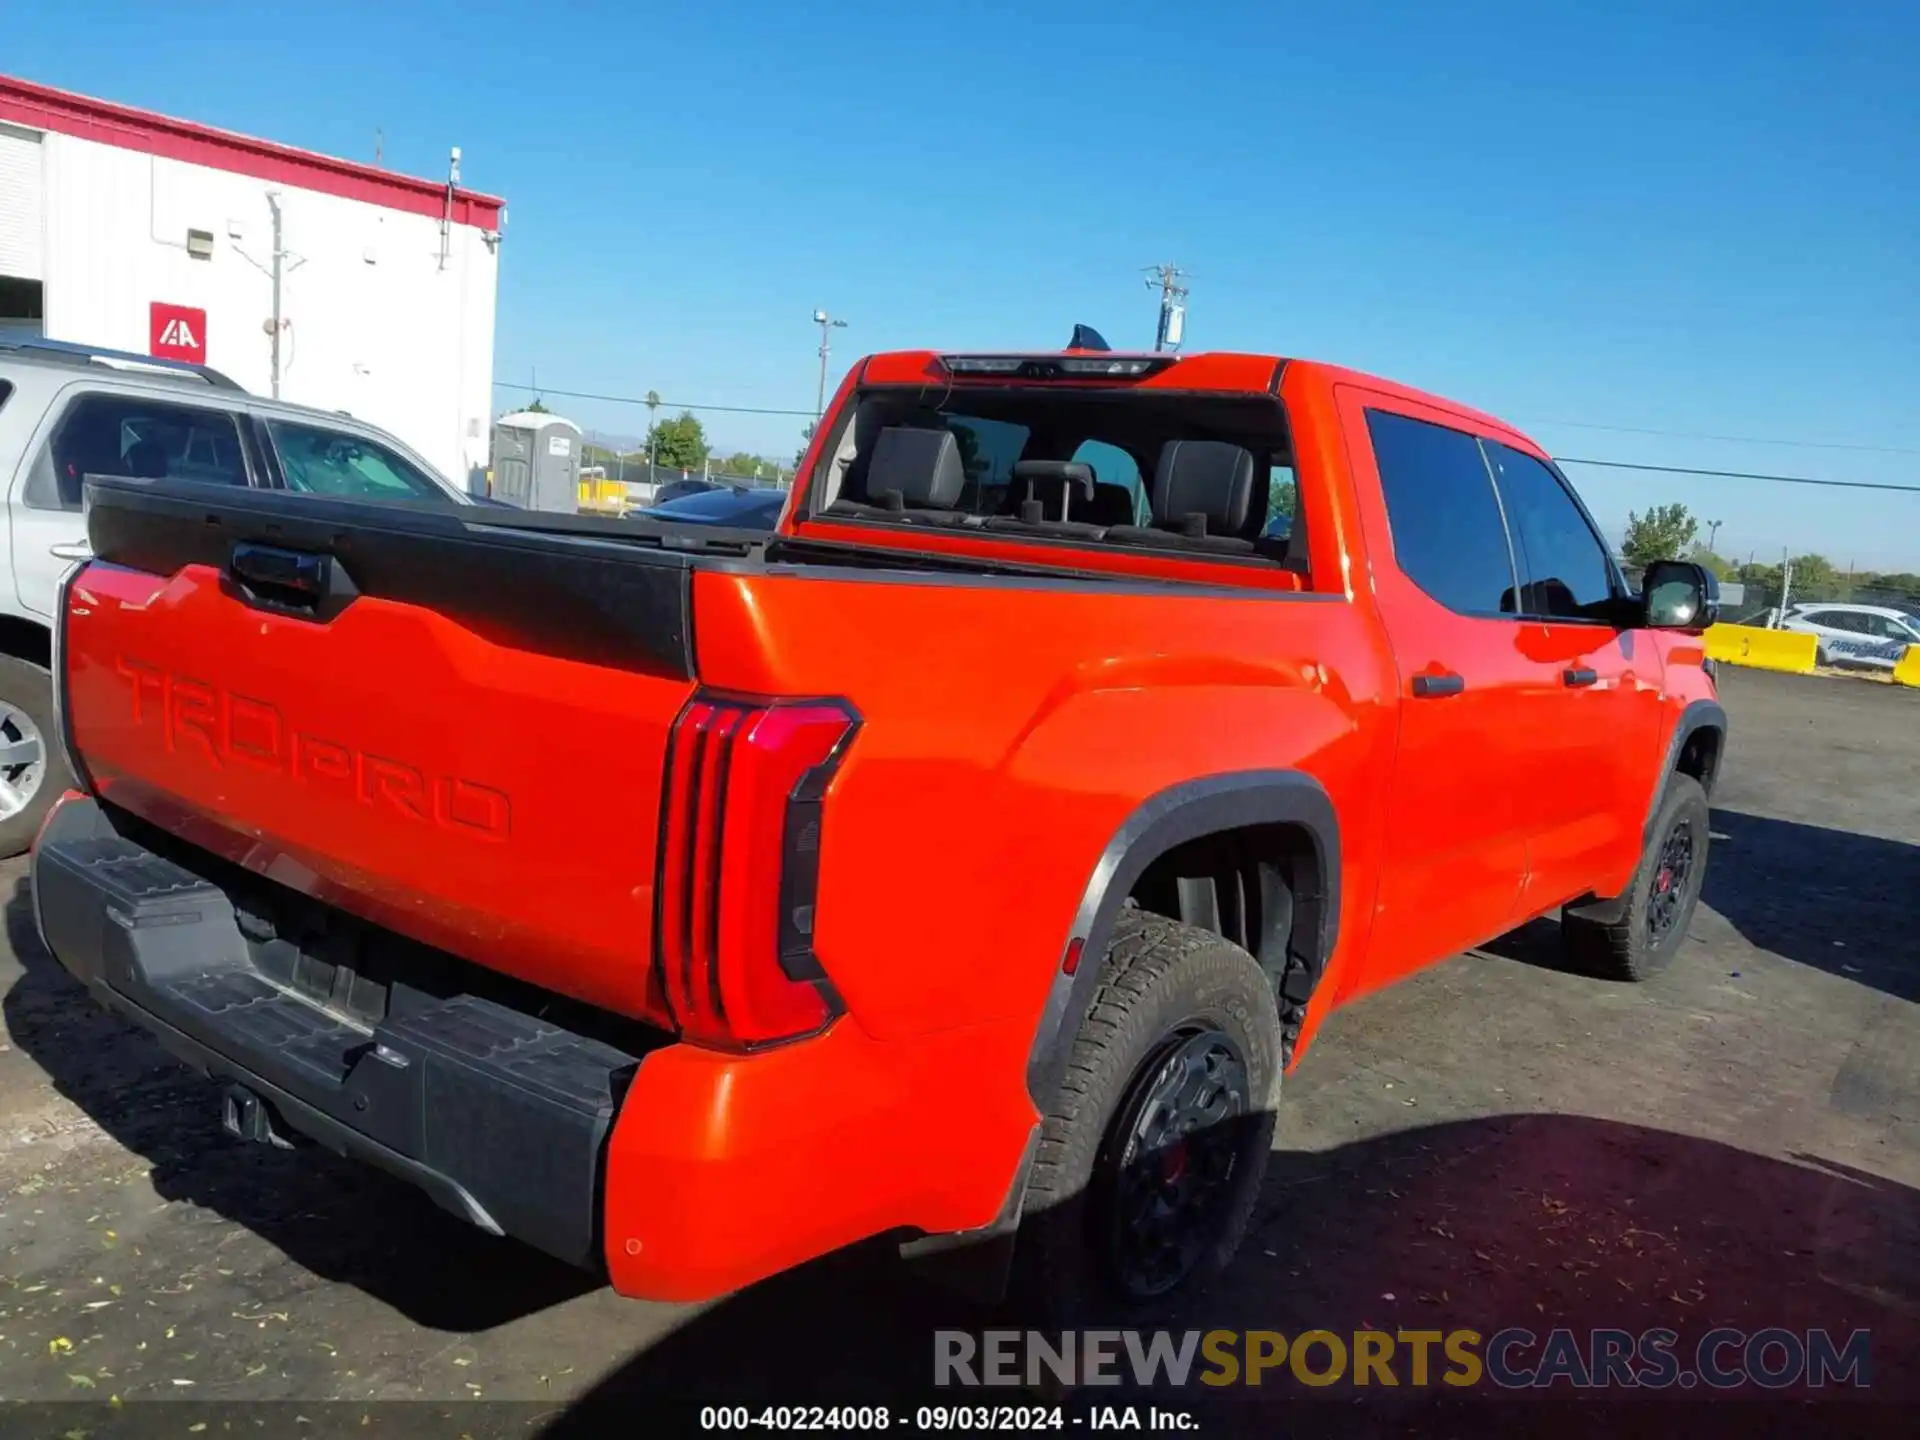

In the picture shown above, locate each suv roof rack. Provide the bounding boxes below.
[0,337,246,393]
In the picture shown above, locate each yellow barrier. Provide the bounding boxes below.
[577,477,627,513]
[1703,623,1818,675]
[1894,645,1920,688]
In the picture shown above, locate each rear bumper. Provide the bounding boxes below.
[31,795,638,1273]
[30,796,1042,1301]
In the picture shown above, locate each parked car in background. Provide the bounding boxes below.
[626,484,787,529]
[0,337,480,856]
[1778,602,1920,668]
[651,477,723,505]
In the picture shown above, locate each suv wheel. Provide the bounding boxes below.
[1562,774,1710,981]
[0,655,73,859]
[1015,912,1281,1317]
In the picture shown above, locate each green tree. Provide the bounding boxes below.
[1689,547,1733,580]
[794,423,815,470]
[1268,470,1297,522]
[646,411,709,471]
[1785,553,1841,601]
[523,397,550,415]
[1621,503,1698,567]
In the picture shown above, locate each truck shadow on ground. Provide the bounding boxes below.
[1702,809,1920,1003]
[1477,808,1920,1003]
[0,876,599,1331]
[541,1112,1920,1437]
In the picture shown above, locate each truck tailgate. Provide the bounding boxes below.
[62,478,705,1019]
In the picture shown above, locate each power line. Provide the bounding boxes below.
[1554,456,1920,495]
[1537,417,1920,458]
[492,379,814,417]
[488,379,1916,491]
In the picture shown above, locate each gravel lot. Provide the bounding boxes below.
[1,666,1915,1434]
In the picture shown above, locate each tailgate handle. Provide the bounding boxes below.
[226,543,356,618]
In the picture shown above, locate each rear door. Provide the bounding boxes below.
[1482,441,1666,909]
[1338,391,1537,991]
[10,384,257,619]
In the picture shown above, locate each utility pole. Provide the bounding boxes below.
[1143,263,1190,352]
[813,309,847,421]
[644,390,661,484]
[1706,519,1722,554]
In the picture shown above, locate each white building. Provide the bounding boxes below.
[0,74,503,486]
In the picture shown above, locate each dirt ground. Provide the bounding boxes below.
[1,666,1916,1435]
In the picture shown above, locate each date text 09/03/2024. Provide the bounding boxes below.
[699,1406,1192,1431]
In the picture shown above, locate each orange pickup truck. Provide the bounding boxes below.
[30,336,1724,1312]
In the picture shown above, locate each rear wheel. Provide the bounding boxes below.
[1562,774,1710,981]
[1014,912,1281,1318]
[0,654,70,859]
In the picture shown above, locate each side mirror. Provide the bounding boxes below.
[1642,559,1720,632]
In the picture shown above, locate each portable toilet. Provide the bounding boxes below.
[490,411,583,511]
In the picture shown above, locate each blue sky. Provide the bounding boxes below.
[11,0,1920,568]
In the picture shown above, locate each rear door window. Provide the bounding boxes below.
[945,415,1030,512]
[1483,443,1618,621]
[266,420,444,502]
[34,392,250,509]
[1070,439,1147,525]
[1365,409,1519,616]
[1265,464,1297,540]
[1862,613,1903,640]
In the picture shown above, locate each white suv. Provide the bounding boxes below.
[1779,602,1920,669]
[0,338,482,856]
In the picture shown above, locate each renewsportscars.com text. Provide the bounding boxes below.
[935,1327,1872,1391]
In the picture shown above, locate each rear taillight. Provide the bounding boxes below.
[656,694,859,1050]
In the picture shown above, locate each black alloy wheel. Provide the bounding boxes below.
[1646,817,1697,946]
[1100,1025,1252,1302]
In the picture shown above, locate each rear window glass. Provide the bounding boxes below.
[815,387,1303,572]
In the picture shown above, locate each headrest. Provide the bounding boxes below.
[866,427,965,510]
[1011,460,1095,521]
[1011,460,1095,500]
[1152,440,1255,537]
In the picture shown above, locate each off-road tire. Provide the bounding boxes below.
[1012,911,1281,1321]
[0,654,71,860]
[1562,774,1710,981]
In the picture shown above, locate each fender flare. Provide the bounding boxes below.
[1024,770,1341,1113]
[1644,699,1728,844]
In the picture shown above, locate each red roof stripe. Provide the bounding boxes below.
[0,73,504,229]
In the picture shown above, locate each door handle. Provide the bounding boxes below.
[1563,667,1599,688]
[1411,672,1465,698]
[49,541,92,561]
[225,542,357,619]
